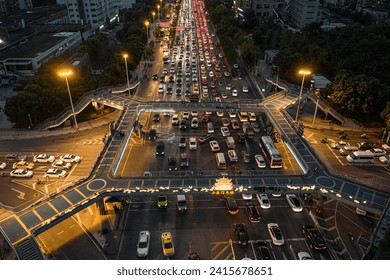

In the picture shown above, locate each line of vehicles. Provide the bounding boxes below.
[0,153,81,178]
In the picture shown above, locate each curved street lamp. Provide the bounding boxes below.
[58,70,78,130]
[145,20,150,42]
[157,5,160,23]
[295,69,311,122]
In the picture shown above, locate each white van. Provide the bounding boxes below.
[225,136,235,149]
[207,122,214,133]
[339,146,359,156]
[216,153,226,169]
[189,137,197,150]
[177,195,187,211]
[172,114,179,125]
[346,151,375,163]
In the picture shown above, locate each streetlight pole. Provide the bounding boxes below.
[59,70,78,130]
[295,69,311,122]
[152,12,156,35]
[123,54,130,95]
[145,21,150,42]
[312,89,320,127]
[273,65,279,93]
[157,5,160,23]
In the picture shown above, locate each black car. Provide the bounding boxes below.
[153,113,160,122]
[197,134,214,143]
[236,133,246,143]
[302,225,327,251]
[180,119,187,130]
[187,252,200,260]
[148,128,157,141]
[234,223,249,246]
[168,157,178,171]
[156,141,165,156]
[255,241,272,260]
[246,202,261,223]
[152,73,158,80]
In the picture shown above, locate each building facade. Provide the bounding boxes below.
[286,0,321,28]
[251,0,275,20]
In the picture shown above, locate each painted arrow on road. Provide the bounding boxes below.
[11,188,26,200]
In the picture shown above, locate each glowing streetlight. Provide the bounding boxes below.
[152,11,156,31]
[58,70,78,130]
[157,5,160,22]
[295,69,311,122]
[123,53,130,95]
[145,20,150,42]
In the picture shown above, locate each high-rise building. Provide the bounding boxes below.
[251,0,275,20]
[286,0,321,28]
[56,0,134,31]
[0,0,33,18]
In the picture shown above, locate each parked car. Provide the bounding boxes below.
[198,134,214,143]
[209,140,220,152]
[255,241,272,260]
[0,162,6,170]
[148,128,157,141]
[267,223,284,246]
[156,141,165,156]
[221,127,230,136]
[60,154,81,163]
[5,153,26,163]
[241,150,251,163]
[179,137,187,148]
[168,157,178,171]
[136,231,150,257]
[12,161,35,170]
[157,195,168,208]
[246,202,261,223]
[286,194,303,212]
[255,155,266,168]
[227,150,238,162]
[33,154,55,163]
[44,168,68,178]
[10,169,33,178]
[52,160,72,170]
[367,148,386,157]
[297,251,312,260]
[302,225,327,251]
[256,193,271,209]
[234,223,249,246]
[161,232,175,257]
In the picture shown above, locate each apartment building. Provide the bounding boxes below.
[286,0,321,28]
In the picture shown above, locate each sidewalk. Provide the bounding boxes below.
[0,110,120,141]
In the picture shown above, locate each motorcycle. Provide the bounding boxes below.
[339,134,347,139]
[321,138,328,143]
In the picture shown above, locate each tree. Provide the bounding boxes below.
[376,230,390,259]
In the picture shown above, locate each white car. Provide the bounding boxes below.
[10,169,33,178]
[256,193,271,209]
[52,160,72,170]
[227,150,238,162]
[33,154,55,163]
[242,194,253,200]
[0,162,6,170]
[221,127,230,136]
[137,231,150,257]
[209,140,220,152]
[267,223,284,246]
[243,86,248,93]
[231,119,240,130]
[229,112,237,118]
[60,154,81,163]
[255,155,266,168]
[367,148,386,157]
[182,111,190,119]
[44,168,68,178]
[232,89,238,97]
[216,111,224,117]
[297,251,312,260]
[286,194,303,212]
[191,117,199,128]
[379,155,390,163]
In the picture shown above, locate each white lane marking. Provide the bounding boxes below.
[326,145,344,166]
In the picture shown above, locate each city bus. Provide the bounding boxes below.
[259,136,283,168]
[346,151,375,163]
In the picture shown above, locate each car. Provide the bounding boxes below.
[251,123,261,132]
[267,223,284,246]
[180,153,189,168]
[330,141,349,149]
[226,83,234,90]
[379,155,390,163]
[182,111,190,119]
[225,196,239,215]
[33,154,55,163]
[156,141,165,156]
[153,113,160,122]
[231,164,243,175]
[157,84,165,93]
[152,73,158,80]
[220,92,228,99]
[44,168,68,178]
[243,86,248,93]
[187,252,200,260]
[179,137,187,148]
[12,161,35,170]
[221,127,230,136]
[256,193,271,209]
[255,154,266,168]
[216,110,224,117]
[355,207,367,216]
[236,133,246,143]
[157,195,168,208]
[148,128,157,141]
[5,153,26,163]
[191,117,199,128]
[191,111,198,117]
[60,154,81,163]
[137,231,150,257]
[0,162,6,170]
[242,194,253,200]
[286,194,303,212]
[224,71,230,77]
[302,225,327,251]
[168,157,178,171]
[161,232,175,257]
[180,119,187,130]
[52,160,72,170]
[10,169,33,178]
[367,148,386,157]
[198,134,214,143]
[234,223,249,246]
[255,241,272,260]
[209,140,220,152]
[232,89,238,97]
[297,251,312,260]
[231,119,239,129]
[227,150,238,162]
[241,150,251,163]
[246,202,261,223]
[221,118,230,127]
